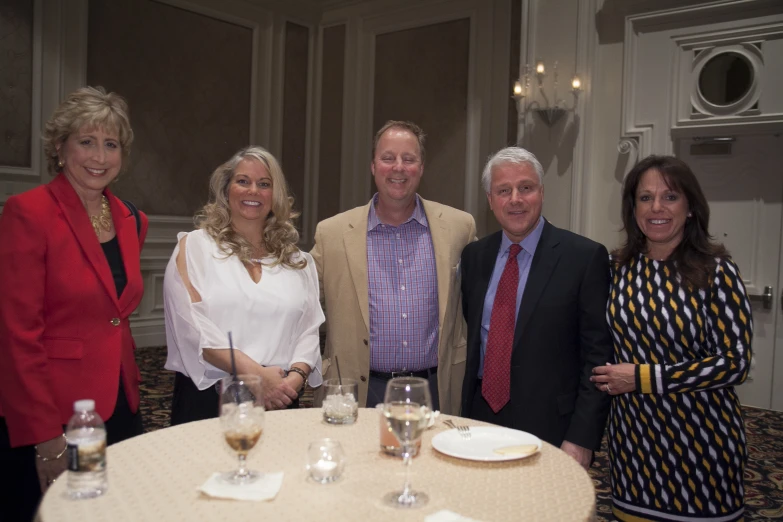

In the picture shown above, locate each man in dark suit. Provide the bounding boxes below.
[460,147,612,469]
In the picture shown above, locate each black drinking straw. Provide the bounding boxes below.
[228,331,240,403]
[334,355,343,394]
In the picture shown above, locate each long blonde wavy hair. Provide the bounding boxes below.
[195,146,305,270]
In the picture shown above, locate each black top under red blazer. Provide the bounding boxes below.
[459,220,612,450]
[0,174,148,447]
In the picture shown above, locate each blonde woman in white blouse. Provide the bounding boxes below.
[163,146,324,424]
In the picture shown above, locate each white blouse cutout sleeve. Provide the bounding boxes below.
[163,230,325,391]
[289,253,325,387]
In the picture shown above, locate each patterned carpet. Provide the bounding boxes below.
[137,347,783,520]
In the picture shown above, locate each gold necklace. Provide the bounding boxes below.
[90,196,112,238]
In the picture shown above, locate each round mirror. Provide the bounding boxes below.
[698,52,753,106]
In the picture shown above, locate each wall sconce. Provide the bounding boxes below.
[512,60,582,126]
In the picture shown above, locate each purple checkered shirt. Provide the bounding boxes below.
[367,194,439,372]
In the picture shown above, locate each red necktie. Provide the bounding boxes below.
[482,244,522,413]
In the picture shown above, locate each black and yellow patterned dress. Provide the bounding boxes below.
[607,255,752,522]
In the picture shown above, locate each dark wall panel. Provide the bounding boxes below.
[281,22,310,224]
[87,0,252,216]
[0,0,33,167]
[372,19,471,211]
[317,24,346,223]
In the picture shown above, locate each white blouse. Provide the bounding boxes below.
[163,229,324,390]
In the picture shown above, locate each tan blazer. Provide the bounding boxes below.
[310,197,476,414]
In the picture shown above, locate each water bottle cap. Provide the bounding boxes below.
[74,399,95,412]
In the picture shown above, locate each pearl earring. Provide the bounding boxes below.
[57,158,65,168]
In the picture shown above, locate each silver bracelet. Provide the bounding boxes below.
[35,434,67,462]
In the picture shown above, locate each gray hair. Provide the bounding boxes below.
[481,147,544,193]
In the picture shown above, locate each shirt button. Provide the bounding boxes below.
[110,318,121,326]
[400,285,405,291]
[396,234,400,239]
[398,259,403,264]
[403,341,408,347]
[402,313,407,319]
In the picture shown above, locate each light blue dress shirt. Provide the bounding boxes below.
[478,217,545,377]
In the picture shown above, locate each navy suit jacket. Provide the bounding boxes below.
[460,220,612,450]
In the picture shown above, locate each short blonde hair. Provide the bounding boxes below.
[43,86,134,175]
[195,146,305,270]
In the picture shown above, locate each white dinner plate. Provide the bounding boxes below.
[431,426,542,462]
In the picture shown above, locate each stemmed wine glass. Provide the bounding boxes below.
[382,377,433,508]
[219,374,265,484]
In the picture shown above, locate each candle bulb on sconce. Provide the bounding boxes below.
[535,61,545,76]
[571,76,582,92]
[513,80,524,97]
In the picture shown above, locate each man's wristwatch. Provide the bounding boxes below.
[286,367,308,397]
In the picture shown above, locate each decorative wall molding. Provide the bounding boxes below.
[617,136,641,178]
[0,0,42,182]
[621,0,783,159]
[689,43,763,118]
[671,20,783,136]
[569,0,599,234]
[621,10,666,157]
[131,215,192,347]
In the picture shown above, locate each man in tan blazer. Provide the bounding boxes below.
[311,121,476,414]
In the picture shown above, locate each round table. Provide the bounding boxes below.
[38,408,595,521]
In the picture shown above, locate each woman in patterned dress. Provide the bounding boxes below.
[591,155,752,522]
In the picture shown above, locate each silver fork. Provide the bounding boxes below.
[443,419,472,440]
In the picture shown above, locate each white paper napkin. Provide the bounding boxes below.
[425,509,482,522]
[198,472,284,501]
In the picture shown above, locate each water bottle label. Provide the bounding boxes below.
[66,440,106,473]
[67,443,79,471]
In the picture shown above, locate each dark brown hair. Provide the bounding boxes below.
[613,155,728,289]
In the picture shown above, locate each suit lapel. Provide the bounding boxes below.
[475,232,503,328]
[108,191,140,314]
[421,199,450,343]
[513,221,560,348]
[343,203,371,332]
[47,175,119,308]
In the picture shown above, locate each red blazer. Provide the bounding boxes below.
[0,174,148,447]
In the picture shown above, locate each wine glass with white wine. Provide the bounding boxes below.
[219,374,265,484]
[382,377,432,508]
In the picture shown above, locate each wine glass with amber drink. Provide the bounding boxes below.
[220,375,265,484]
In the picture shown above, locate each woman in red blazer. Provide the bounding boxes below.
[0,87,148,520]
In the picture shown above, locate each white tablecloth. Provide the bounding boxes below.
[38,408,595,521]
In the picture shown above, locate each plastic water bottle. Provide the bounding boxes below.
[66,399,108,499]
